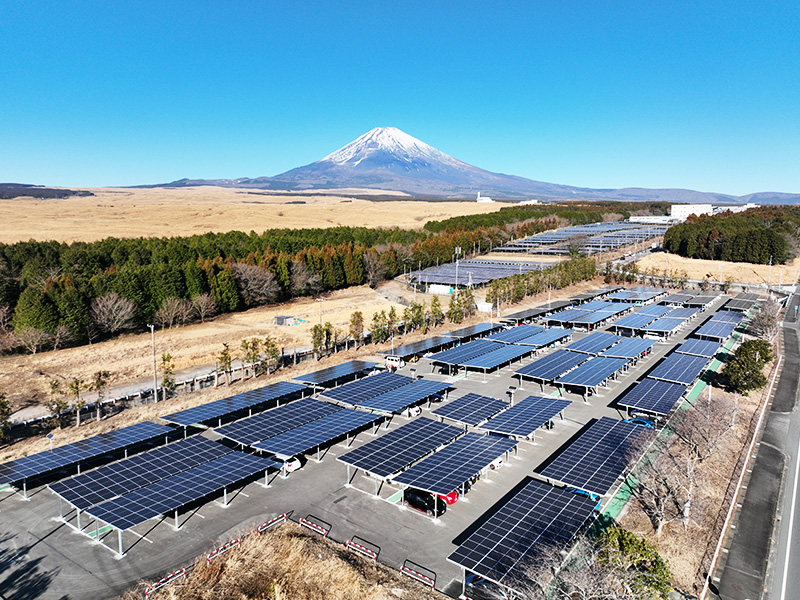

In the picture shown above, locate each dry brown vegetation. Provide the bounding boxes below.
[0,186,500,244]
[637,252,800,286]
[120,522,441,600]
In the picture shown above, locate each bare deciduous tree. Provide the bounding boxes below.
[191,293,217,322]
[155,297,193,329]
[289,261,321,296]
[0,303,10,331]
[14,327,51,354]
[90,292,137,334]
[671,391,737,463]
[51,324,72,351]
[362,252,386,288]
[232,263,279,306]
[749,298,780,341]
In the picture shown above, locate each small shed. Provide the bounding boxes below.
[274,315,296,326]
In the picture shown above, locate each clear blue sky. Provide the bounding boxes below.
[1,1,798,195]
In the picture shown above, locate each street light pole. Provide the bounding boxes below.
[148,324,158,403]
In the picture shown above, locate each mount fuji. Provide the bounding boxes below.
[159,127,800,204]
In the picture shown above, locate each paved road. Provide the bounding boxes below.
[712,294,800,600]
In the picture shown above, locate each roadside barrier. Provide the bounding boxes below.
[299,514,331,537]
[257,511,291,534]
[206,538,241,563]
[345,535,380,561]
[400,559,437,588]
[144,568,186,598]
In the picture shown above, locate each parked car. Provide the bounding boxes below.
[624,417,656,429]
[400,404,422,418]
[403,488,450,517]
[282,455,306,473]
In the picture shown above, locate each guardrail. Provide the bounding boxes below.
[345,535,380,561]
[144,568,186,598]
[206,538,241,563]
[299,514,331,537]
[400,559,437,588]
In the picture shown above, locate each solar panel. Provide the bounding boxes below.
[576,300,613,312]
[664,293,696,304]
[432,393,509,426]
[481,396,571,438]
[292,360,376,386]
[642,317,686,333]
[616,377,687,415]
[676,338,721,358]
[392,433,518,495]
[253,409,381,458]
[611,313,656,330]
[637,304,674,317]
[214,398,341,446]
[428,339,501,366]
[724,298,755,311]
[338,418,463,478]
[379,336,453,358]
[447,479,597,587]
[555,357,629,388]
[48,436,231,510]
[515,349,588,381]
[485,325,544,344]
[709,310,744,324]
[547,308,591,323]
[599,337,655,359]
[461,344,534,371]
[85,452,277,531]
[665,307,699,320]
[538,417,651,495]
[565,332,623,355]
[647,353,709,385]
[694,321,737,339]
[0,421,174,486]
[160,381,307,427]
[514,328,573,347]
[321,372,412,405]
[444,323,503,340]
[356,379,451,413]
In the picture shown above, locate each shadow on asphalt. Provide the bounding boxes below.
[0,533,61,600]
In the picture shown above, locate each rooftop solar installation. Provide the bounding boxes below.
[214,398,341,446]
[338,418,463,478]
[461,344,534,371]
[515,349,588,381]
[676,338,721,358]
[86,452,277,531]
[356,379,451,413]
[160,381,307,427]
[292,360,376,386]
[444,322,503,340]
[565,332,623,355]
[0,421,174,486]
[694,321,737,340]
[555,357,629,388]
[48,436,231,510]
[642,317,687,333]
[638,304,674,317]
[612,313,657,330]
[616,377,687,415]
[378,336,453,358]
[321,371,412,405]
[431,393,510,426]
[484,325,544,344]
[447,479,597,587]
[538,416,651,495]
[647,352,709,385]
[480,396,571,439]
[252,409,381,458]
[547,308,591,323]
[665,307,699,319]
[392,433,518,496]
[600,337,655,359]
[515,328,573,347]
[709,310,745,324]
[428,339,501,366]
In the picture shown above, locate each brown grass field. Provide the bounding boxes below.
[0,186,501,244]
[637,252,800,286]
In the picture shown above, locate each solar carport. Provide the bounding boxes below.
[480,396,570,441]
[292,360,377,389]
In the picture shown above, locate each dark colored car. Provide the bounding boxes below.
[403,487,447,517]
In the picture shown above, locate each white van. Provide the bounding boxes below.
[385,356,406,370]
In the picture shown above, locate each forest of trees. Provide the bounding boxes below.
[663,206,800,264]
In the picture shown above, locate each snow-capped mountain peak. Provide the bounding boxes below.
[320,126,465,168]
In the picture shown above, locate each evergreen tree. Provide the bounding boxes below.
[429,295,444,327]
[446,293,464,323]
[12,286,59,333]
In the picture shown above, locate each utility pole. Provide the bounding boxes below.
[148,324,158,403]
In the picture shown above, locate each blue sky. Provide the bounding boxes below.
[1,1,798,195]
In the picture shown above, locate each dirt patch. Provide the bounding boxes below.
[637,253,800,286]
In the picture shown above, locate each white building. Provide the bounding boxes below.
[476,192,494,203]
[670,204,714,220]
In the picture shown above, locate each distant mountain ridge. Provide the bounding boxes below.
[156,127,800,204]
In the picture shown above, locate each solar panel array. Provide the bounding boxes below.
[565,332,622,355]
[676,338,721,358]
[538,417,650,495]
[515,328,573,347]
[616,377,687,415]
[446,323,503,340]
[253,409,381,458]
[694,321,737,339]
[710,310,744,324]
[409,259,549,286]
[497,222,669,256]
[515,349,588,381]
[428,339,500,366]
[665,307,699,320]
[480,396,571,438]
[638,304,674,317]
[600,337,655,359]
[392,433,518,495]
[555,357,629,388]
[664,293,696,305]
[686,294,718,307]
[484,325,544,344]
[214,398,341,446]
[647,352,710,385]
[86,452,277,530]
[338,418,463,478]
[447,479,597,586]
[642,317,687,333]
[547,308,590,323]
[292,360,376,386]
[379,336,453,358]
[161,381,307,427]
[321,372,412,405]
[432,393,510,426]
[612,313,658,330]
[356,379,451,413]
[48,436,231,510]
[0,421,174,486]
[461,343,534,371]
